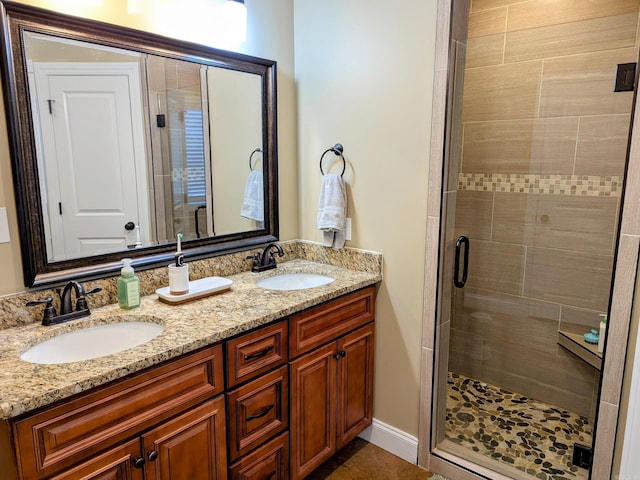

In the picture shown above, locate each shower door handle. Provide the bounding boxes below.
[454,235,469,288]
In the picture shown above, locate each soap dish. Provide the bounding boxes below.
[156,276,233,304]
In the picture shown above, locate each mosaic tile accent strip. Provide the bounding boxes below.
[446,372,592,480]
[458,173,622,197]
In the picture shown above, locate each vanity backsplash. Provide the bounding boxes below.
[0,240,383,330]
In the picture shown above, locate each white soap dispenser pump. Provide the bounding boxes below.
[598,313,607,354]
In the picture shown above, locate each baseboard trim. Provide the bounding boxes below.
[358,418,419,464]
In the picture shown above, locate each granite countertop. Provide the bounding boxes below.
[0,259,381,420]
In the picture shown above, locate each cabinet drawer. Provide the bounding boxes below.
[227,365,289,462]
[226,320,288,388]
[13,344,224,480]
[229,431,289,480]
[290,286,375,358]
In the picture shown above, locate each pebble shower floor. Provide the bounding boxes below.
[445,372,593,479]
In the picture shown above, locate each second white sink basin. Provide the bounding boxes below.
[256,273,335,291]
[20,321,164,364]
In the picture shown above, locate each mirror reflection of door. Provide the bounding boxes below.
[31,62,150,261]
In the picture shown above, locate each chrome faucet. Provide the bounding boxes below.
[247,242,285,272]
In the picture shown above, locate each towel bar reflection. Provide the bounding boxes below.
[319,143,346,176]
[249,148,262,171]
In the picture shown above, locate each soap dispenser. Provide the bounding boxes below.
[598,314,607,354]
[118,258,140,309]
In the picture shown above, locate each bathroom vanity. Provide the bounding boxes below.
[0,258,380,480]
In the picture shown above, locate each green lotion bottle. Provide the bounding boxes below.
[118,258,140,309]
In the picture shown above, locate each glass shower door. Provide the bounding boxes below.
[435,1,638,478]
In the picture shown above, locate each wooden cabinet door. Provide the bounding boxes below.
[336,323,374,449]
[48,438,143,480]
[289,343,337,480]
[142,397,227,480]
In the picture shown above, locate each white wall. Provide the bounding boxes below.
[294,0,437,435]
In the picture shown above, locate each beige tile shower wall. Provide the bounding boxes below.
[449,0,640,417]
[146,56,170,244]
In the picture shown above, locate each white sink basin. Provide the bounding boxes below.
[256,273,335,291]
[20,321,164,364]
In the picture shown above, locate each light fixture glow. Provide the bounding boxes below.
[56,0,103,6]
[153,0,247,50]
[128,0,143,14]
[223,0,247,43]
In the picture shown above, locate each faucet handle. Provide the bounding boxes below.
[246,253,261,267]
[75,287,102,311]
[26,297,57,325]
[268,248,284,262]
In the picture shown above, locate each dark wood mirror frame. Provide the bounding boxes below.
[0,1,279,288]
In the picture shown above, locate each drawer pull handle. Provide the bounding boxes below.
[266,471,276,480]
[147,450,158,461]
[133,457,145,469]
[244,345,274,360]
[246,404,275,421]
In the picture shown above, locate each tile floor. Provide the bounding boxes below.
[445,372,593,479]
[305,371,593,479]
[307,437,436,480]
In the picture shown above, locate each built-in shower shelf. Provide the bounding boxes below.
[558,330,602,371]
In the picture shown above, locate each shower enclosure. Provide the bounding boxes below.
[427,1,639,478]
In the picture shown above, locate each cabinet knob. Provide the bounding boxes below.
[133,457,145,469]
[333,350,346,360]
[147,450,158,461]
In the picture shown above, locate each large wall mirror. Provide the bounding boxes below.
[0,1,278,288]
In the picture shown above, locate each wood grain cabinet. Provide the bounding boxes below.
[10,344,226,480]
[289,287,376,480]
[4,286,376,480]
[225,320,289,475]
[228,432,289,480]
[48,398,227,480]
[47,439,144,480]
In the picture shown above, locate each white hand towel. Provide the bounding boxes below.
[241,171,264,225]
[317,174,347,250]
